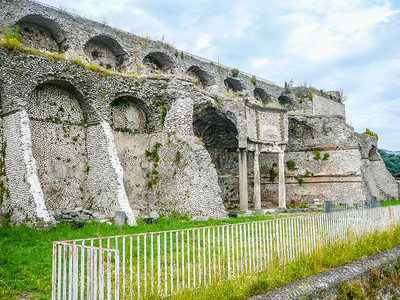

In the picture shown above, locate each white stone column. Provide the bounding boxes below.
[238,149,248,211]
[253,147,262,211]
[278,147,286,209]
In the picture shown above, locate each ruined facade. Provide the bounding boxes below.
[0,0,397,226]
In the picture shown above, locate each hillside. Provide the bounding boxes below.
[381,149,400,155]
[379,149,400,176]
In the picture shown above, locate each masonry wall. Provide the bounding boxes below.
[0,0,397,225]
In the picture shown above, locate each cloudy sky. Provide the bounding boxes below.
[39,0,400,150]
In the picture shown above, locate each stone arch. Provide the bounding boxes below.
[193,106,238,149]
[110,96,149,134]
[193,104,239,208]
[254,87,272,104]
[84,35,127,71]
[110,95,152,212]
[187,66,215,87]
[28,80,90,214]
[16,14,66,52]
[143,52,174,70]
[224,77,244,92]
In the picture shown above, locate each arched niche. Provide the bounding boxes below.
[84,35,127,71]
[187,65,215,87]
[143,52,174,71]
[193,105,239,208]
[224,77,244,92]
[16,14,66,52]
[110,96,148,134]
[254,87,272,104]
[369,146,381,161]
[28,81,90,213]
[110,96,150,211]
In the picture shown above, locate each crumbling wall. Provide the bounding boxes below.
[28,83,88,213]
[0,0,397,225]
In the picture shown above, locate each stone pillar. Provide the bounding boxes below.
[253,147,262,211]
[2,110,50,225]
[278,147,286,209]
[238,149,248,211]
[86,121,137,226]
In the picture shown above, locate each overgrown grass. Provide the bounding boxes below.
[1,214,400,299]
[381,198,400,207]
[0,214,286,299]
[170,226,400,300]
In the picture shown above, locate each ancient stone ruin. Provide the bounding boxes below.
[0,0,398,226]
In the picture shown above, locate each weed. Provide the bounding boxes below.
[294,175,304,186]
[251,75,257,85]
[286,160,298,171]
[1,25,21,55]
[322,153,330,161]
[232,68,239,77]
[225,91,237,98]
[308,89,313,101]
[269,167,278,182]
[160,107,167,127]
[214,98,223,109]
[362,128,378,140]
[284,80,292,93]
[312,150,321,161]
[145,143,162,188]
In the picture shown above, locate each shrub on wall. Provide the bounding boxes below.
[362,128,379,140]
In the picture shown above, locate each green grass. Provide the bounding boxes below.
[0,214,287,299]
[1,213,400,299]
[171,226,400,300]
[380,198,400,207]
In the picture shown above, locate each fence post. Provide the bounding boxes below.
[324,201,331,213]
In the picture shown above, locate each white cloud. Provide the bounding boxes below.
[250,58,269,69]
[195,34,212,50]
[233,6,254,38]
[279,1,400,61]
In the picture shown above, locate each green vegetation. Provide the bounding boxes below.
[337,263,400,299]
[114,127,136,134]
[1,215,400,299]
[232,68,239,77]
[294,175,304,186]
[286,160,298,171]
[269,163,278,182]
[322,153,330,161]
[1,25,21,55]
[362,128,379,140]
[308,89,313,101]
[251,75,257,85]
[284,81,292,93]
[380,198,400,207]
[0,214,285,299]
[0,33,132,78]
[174,226,400,299]
[145,143,162,188]
[312,150,321,161]
[214,97,224,108]
[379,149,400,176]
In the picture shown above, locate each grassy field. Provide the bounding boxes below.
[0,214,286,299]
[172,226,400,299]
[1,207,399,299]
[380,198,400,207]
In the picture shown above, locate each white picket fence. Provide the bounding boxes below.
[51,205,400,299]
